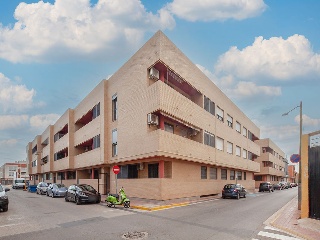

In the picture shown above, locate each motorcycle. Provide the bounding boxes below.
[105,187,130,208]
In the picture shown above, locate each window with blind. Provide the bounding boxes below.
[164,123,174,133]
[237,171,242,180]
[204,131,215,147]
[209,167,217,179]
[243,149,247,159]
[216,106,224,122]
[227,141,233,154]
[227,114,233,128]
[243,127,247,137]
[112,94,117,121]
[236,146,241,156]
[221,169,227,180]
[236,121,241,133]
[112,129,117,156]
[230,170,235,180]
[216,137,224,151]
[201,166,207,179]
[204,96,215,115]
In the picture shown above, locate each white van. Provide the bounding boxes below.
[12,178,25,189]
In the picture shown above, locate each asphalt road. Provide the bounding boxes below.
[0,187,298,240]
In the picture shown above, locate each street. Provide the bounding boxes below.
[0,187,298,240]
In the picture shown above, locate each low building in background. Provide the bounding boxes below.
[0,161,29,185]
[254,138,287,188]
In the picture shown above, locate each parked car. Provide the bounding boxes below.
[65,184,101,205]
[0,184,9,212]
[259,182,274,192]
[46,183,68,198]
[36,182,49,195]
[279,182,289,189]
[222,184,246,199]
[273,183,283,190]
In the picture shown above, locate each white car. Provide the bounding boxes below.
[0,184,9,212]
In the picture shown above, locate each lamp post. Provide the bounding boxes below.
[282,101,302,210]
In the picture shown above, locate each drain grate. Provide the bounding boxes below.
[122,231,148,240]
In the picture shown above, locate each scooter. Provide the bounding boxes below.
[105,187,130,208]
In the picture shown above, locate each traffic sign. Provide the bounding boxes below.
[290,154,300,163]
[113,165,120,174]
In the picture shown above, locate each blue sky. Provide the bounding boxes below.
[1,0,319,169]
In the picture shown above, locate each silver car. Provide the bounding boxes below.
[46,183,68,198]
[36,182,49,195]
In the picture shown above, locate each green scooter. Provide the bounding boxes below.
[105,187,130,208]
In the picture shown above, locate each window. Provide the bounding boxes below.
[243,149,247,159]
[221,169,227,180]
[204,96,215,115]
[201,166,207,179]
[112,94,117,121]
[236,121,241,133]
[227,114,233,128]
[248,151,253,160]
[216,137,224,151]
[230,170,235,180]
[164,123,174,133]
[237,171,242,180]
[92,102,100,119]
[244,172,246,180]
[118,165,138,179]
[236,146,241,156]
[209,167,217,179]
[242,127,247,137]
[93,135,100,149]
[112,129,117,157]
[227,141,233,154]
[204,131,215,147]
[216,106,224,122]
[254,175,262,181]
[148,163,159,178]
[248,131,253,141]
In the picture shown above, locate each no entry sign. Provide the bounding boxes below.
[113,165,120,174]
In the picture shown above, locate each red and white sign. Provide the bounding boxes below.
[113,165,120,175]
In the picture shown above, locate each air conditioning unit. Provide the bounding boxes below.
[149,67,159,80]
[147,113,159,125]
[188,129,198,137]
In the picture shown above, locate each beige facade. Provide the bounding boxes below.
[0,161,28,185]
[254,138,287,188]
[27,31,263,200]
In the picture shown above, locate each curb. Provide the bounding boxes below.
[267,196,313,240]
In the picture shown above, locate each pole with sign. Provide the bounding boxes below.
[113,165,120,193]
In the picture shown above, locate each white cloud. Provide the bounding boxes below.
[166,0,267,22]
[0,115,29,130]
[29,114,60,129]
[0,139,18,146]
[0,73,36,113]
[294,114,320,127]
[231,81,281,98]
[214,34,320,80]
[0,0,175,63]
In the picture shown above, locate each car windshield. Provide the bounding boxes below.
[56,184,65,188]
[79,185,96,192]
[224,184,236,189]
[15,179,25,183]
[261,183,268,186]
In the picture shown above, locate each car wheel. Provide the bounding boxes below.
[75,196,81,205]
[236,193,240,200]
[46,191,49,196]
[243,193,246,198]
[222,196,226,199]
[51,192,55,198]
[65,196,69,202]
[2,205,8,212]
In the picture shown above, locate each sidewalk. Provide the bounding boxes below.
[101,193,320,240]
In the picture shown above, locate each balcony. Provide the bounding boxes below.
[74,117,100,147]
[259,167,286,177]
[74,148,102,169]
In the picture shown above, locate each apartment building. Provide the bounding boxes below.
[288,165,297,183]
[254,138,288,187]
[0,161,28,185]
[27,31,262,200]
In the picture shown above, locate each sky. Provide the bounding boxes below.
[0,0,319,170]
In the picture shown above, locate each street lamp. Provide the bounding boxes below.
[282,101,302,210]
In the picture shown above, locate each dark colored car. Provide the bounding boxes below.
[46,183,68,198]
[0,184,9,212]
[259,182,274,192]
[222,184,246,199]
[65,184,101,205]
[273,183,283,190]
[36,182,50,195]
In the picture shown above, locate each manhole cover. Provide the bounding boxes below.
[122,231,148,240]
